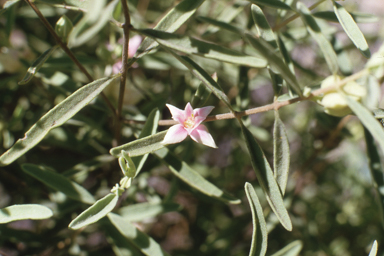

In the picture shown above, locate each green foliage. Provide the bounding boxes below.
[0,0,383,255]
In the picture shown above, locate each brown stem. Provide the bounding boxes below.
[122,69,369,126]
[25,0,116,115]
[113,0,131,146]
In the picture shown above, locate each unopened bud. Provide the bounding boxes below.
[55,15,73,43]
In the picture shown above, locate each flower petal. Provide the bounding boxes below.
[194,106,214,119]
[166,104,185,123]
[128,35,142,58]
[162,124,188,145]
[184,102,193,117]
[189,125,217,148]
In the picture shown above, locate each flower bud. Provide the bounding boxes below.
[55,15,73,43]
[320,75,366,117]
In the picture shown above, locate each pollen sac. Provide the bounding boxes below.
[319,75,366,117]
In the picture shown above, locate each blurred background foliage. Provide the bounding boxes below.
[0,0,383,255]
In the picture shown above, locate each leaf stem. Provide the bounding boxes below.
[114,0,131,146]
[24,0,116,115]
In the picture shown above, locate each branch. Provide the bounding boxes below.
[24,0,116,115]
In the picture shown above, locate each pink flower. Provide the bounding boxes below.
[128,35,142,58]
[162,103,217,148]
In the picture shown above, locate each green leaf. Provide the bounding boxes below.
[202,3,246,36]
[155,147,241,204]
[313,11,379,24]
[333,1,370,58]
[19,45,59,85]
[136,29,266,68]
[166,51,234,110]
[0,204,53,224]
[0,75,118,166]
[110,130,167,158]
[197,16,245,35]
[297,2,339,74]
[248,0,292,10]
[108,213,170,256]
[251,4,278,49]
[270,240,303,256]
[246,34,302,97]
[119,202,182,222]
[364,127,384,228]
[131,109,160,174]
[22,164,95,204]
[191,81,212,108]
[239,120,292,231]
[0,0,20,16]
[244,183,268,256]
[273,110,290,195]
[368,241,378,256]
[345,97,384,156]
[135,0,205,59]
[68,0,119,48]
[69,193,118,229]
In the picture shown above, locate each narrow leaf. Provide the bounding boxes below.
[248,0,292,10]
[155,147,241,204]
[0,75,118,166]
[69,193,118,229]
[297,2,339,74]
[166,50,234,110]
[245,183,268,256]
[251,4,278,48]
[0,204,53,224]
[333,1,370,58]
[240,121,292,231]
[364,127,384,228]
[198,16,245,35]
[110,130,167,158]
[19,45,59,85]
[108,213,170,256]
[345,97,384,155]
[135,29,267,68]
[119,202,181,222]
[273,110,290,195]
[22,164,95,204]
[135,0,205,59]
[368,241,378,256]
[313,11,379,24]
[131,109,160,174]
[270,240,303,256]
[246,34,302,97]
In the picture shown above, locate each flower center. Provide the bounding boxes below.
[183,114,195,129]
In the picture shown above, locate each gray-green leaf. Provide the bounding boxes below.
[0,204,53,224]
[19,45,59,85]
[22,164,95,204]
[240,120,292,231]
[273,110,290,195]
[369,240,378,256]
[297,2,338,74]
[69,193,118,229]
[251,4,278,48]
[155,147,241,204]
[333,1,370,58]
[110,130,167,158]
[248,0,292,10]
[135,29,267,68]
[270,240,303,256]
[245,182,268,256]
[119,202,181,222]
[108,213,170,256]
[135,0,205,59]
[0,75,118,166]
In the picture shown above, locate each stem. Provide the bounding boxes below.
[123,68,369,126]
[25,0,116,115]
[114,0,131,146]
[272,0,326,31]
